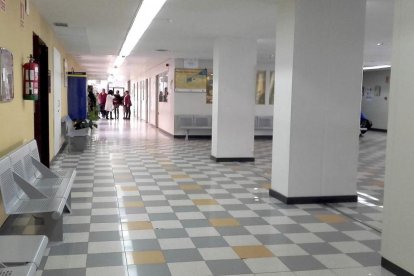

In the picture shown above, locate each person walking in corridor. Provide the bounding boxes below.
[123,90,132,120]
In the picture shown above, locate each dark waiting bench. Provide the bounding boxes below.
[0,140,75,241]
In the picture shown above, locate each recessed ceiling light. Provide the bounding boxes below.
[377,42,384,46]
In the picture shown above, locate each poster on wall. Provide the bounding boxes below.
[0,0,6,12]
[256,71,266,105]
[175,68,207,92]
[206,72,213,104]
[269,71,275,105]
[0,48,14,102]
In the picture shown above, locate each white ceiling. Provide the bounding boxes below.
[32,0,394,80]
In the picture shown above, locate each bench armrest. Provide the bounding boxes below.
[31,157,59,178]
[12,172,48,199]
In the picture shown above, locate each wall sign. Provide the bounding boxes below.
[0,48,14,102]
[20,0,25,27]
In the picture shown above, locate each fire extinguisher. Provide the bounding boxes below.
[23,55,39,100]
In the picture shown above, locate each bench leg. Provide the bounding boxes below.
[43,213,63,242]
[64,193,72,214]
[185,129,189,141]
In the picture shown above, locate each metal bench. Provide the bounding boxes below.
[63,116,91,152]
[0,263,37,276]
[255,116,273,130]
[0,235,48,271]
[9,141,74,213]
[0,156,71,241]
[178,115,212,140]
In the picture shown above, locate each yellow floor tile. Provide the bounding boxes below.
[122,221,153,230]
[126,251,165,265]
[179,184,202,191]
[116,185,137,192]
[315,214,348,224]
[209,218,240,227]
[261,183,271,190]
[232,245,274,259]
[193,199,218,205]
[119,201,144,208]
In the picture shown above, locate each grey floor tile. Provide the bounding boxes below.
[128,264,172,276]
[191,236,229,248]
[41,268,87,276]
[124,239,161,251]
[299,243,341,255]
[256,234,293,245]
[86,252,125,267]
[63,224,91,233]
[163,248,204,263]
[348,252,381,266]
[149,213,179,221]
[279,255,326,271]
[181,219,211,228]
[49,242,89,256]
[275,224,309,233]
[315,232,354,243]
[216,226,251,236]
[89,231,122,242]
[90,215,120,223]
[206,259,252,275]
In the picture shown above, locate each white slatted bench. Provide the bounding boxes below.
[255,116,273,130]
[0,235,48,275]
[177,115,212,140]
[0,140,75,241]
[9,140,74,214]
[0,263,37,276]
[0,157,68,241]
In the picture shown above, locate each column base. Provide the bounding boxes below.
[269,189,357,204]
[210,155,255,162]
[381,257,414,276]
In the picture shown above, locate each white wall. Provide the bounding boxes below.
[361,69,390,130]
[174,58,275,136]
[381,1,414,274]
[132,59,176,135]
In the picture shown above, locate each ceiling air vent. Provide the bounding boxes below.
[53,22,68,27]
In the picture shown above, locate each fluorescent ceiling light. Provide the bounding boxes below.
[110,0,167,70]
[363,65,391,71]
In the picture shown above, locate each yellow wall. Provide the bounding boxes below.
[0,1,82,225]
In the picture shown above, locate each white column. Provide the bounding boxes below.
[211,37,256,162]
[381,1,414,275]
[270,0,366,203]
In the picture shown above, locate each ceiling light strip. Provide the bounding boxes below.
[111,0,167,70]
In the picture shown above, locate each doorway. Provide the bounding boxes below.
[33,34,50,167]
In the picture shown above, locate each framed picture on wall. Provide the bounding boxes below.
[0,48,14,102]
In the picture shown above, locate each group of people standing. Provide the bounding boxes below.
[95,89,132,120]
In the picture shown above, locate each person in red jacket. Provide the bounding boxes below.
[97,89,107,118]
[123,90,132,120]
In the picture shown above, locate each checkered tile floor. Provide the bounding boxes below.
[1,120,393,275]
